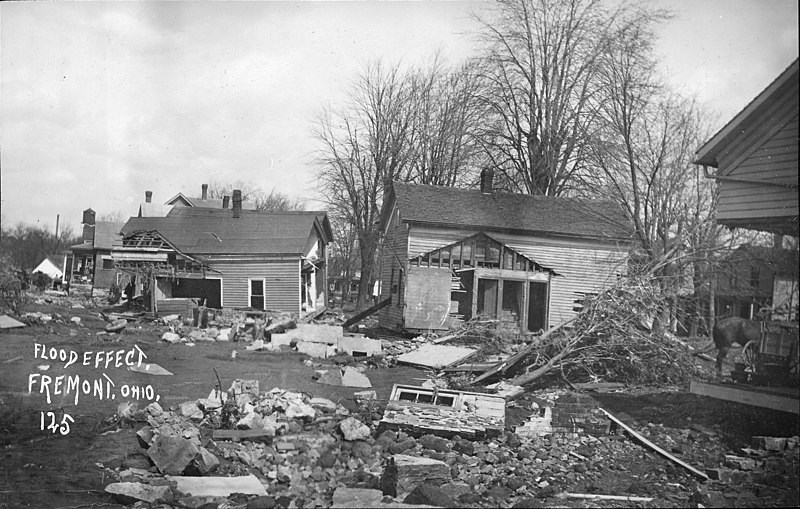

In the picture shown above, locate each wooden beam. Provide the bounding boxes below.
[690,381,799,414]
[342,298,392,328]
[599,408,709,480]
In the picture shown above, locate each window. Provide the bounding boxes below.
[102,258,114,270]
[396,269,404,307]
[249,279,265,310]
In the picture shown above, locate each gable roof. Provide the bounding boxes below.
[138,202,174,217]
[120,207,330,256]
[694,58,799,167]
[164,192,257,210]
[69,222,124,251]
[94,222,126,250]
[388,182,632,241]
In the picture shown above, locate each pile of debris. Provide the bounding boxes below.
[102,378,800,508]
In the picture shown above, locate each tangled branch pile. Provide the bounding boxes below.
[510,275,700,387]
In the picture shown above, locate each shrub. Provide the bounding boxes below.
[0,256,27,314]
[108,282,121,305]
[31,271,52,292]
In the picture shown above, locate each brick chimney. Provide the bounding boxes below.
[222,196,230,209]
[201,183,208,200]
[480,168,494,193]
[232,189,242,218]
[145,190,152,203]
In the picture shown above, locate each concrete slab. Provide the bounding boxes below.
[341,366,372,388]
[168,474,267,497]
[397,344,477,369]
[338,335,382,357]
[0,315,26,329]
[297,341,336,358]
[272,323,342,345]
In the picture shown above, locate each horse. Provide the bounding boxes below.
[698,317,762,373]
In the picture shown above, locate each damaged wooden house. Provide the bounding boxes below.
[378,171,633,335]
[112,190,332,316]
[65,208,125,298]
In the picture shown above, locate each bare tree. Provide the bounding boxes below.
[314,60,416,308]
[0,221,79,273]
[207,180,305,211]
[98,210,129,223]
[472,0,668,196]
[406,57,485,187]
[327,213,360,304]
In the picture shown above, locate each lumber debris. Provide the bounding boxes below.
[342,297,391,328]
[599,407,709,481]
[559,493,654,502]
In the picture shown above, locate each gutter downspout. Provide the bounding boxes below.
[702,165,798,189]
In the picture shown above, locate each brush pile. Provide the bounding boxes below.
[501,274,701,387]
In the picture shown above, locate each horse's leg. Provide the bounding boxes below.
[716,346,730,374]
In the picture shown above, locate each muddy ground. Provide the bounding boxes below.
[1,300,798,508]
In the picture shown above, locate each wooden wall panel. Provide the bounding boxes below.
[209,258,299,313]
[378,207,410,330]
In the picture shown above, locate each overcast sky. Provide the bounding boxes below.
[1,0,797,235]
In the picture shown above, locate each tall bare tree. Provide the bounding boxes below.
[406,58,485,187]
[473,0,668,196]
[207,180,305,211]
[314,60,416,307]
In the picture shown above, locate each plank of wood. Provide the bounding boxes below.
[571,382,626,391]
[690,381,800,415]
[342,298,391,328]
[212,429,274,442]
[598,407,709,480]
[560,493,654,502]
[473,317,574,384]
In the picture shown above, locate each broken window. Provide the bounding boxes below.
[249,279,265,310]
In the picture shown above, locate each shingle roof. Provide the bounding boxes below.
[120,207,329,256]
[391,182,633,241]
[94,222,125,250]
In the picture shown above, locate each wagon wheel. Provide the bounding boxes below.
[788,340,800,379]
[740,340,759,373]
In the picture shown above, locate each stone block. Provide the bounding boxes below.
[752,436,787,451]
[338,336,382,357]
[705,468,735,482]
[148,434,200,475]
[724,454,757,471]
[162,332,181,343]
[212,429,274,443]
[297,341,335,358]
[105,482,171,504]
[236,412,264,430]
[340,416,372,441]
[381,454,451,499]
[332,487,384,508]
[179,402,204,421]
[194,446,220,475]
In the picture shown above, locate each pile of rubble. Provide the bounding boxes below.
[100,376,800,508]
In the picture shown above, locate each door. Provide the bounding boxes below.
[528,281,548,332]
[477,278,499,318]
[404,266,452,330]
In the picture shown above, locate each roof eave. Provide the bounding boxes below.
[693,58,799,168]
[401,219,634,244]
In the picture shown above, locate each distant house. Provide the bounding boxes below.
[113,191,332,315]
[712,246,798,321]
[377,173,633,334]
[65,209,124,296]
[138,185,257,218]
[32,254,67,283]
[694,58,798,236]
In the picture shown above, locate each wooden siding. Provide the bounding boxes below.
[209,257,300,313]
[717,112,798,223]
[378,206,409,330]
[408,225,627,325]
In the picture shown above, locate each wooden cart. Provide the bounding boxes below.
[732,322,799,387]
